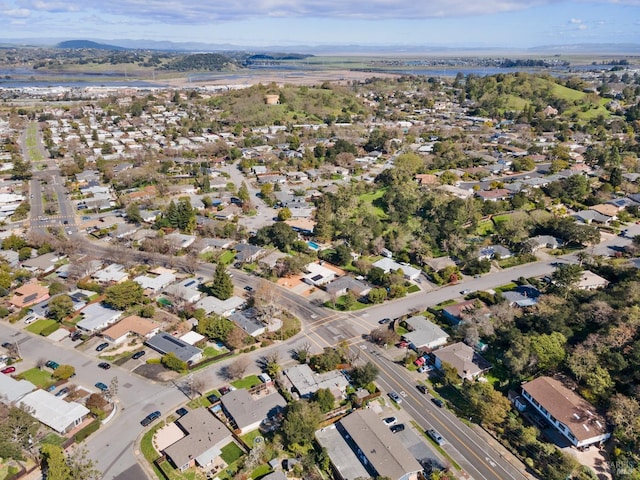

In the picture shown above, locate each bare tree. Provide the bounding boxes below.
[37,358,47,369]
[253,279,281,320]
[226,357,250,380]
[108,376,119,400]
[294,342,311,363]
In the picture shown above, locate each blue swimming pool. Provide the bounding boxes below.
[307,241,320,250]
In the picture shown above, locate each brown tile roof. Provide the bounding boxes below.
[522,377,608,443]
[101,315,159,340]
[10,281,49,308]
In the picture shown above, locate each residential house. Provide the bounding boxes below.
[220,388,287,434]
[478,245,512,260]
[441,299,490,326]
[282,364,350,399]
[101,315,160,344]
[402,316,449,350]
[302,262,339,287]
[163,408,232,472]
[18,389,90,434]
[424,256,457,272]
[371,258,421,281]
[326,409,422,480]
[521,376,610,448]
[133,269,177,294]
[76,303,123,333]
[234,244,265,264]
[572,210,612,225]
[145,332,203,364]
[195,295,246,317]
[502,285,541,307]
[285,218,316,235]
[0,249,19,268]
[21,252,64,275]
[0,373,36,403]
[165,233,196,250]
[433,342,492,380]
[576,271,609,291]
[9,281,50,309]
[324,276,372,298]
[527,235,562,252]
[92,263,129,284]
[229,310,266,337]
[164,278,203,304]
[475,189,512,202]
[589,204,619,220]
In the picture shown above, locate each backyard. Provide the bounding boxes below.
[17,368,54,389]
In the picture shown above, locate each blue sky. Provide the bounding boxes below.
[0,1,639,48]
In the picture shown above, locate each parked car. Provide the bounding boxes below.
[1,342,11,349]
[55,387,69,397]
[418,364,433,373]
[45,361,60,370]
[131,350,146,360]
[140,410,161,427]
[98,362,111,370]
[244,285,253,292]
[176,407,188,416]
[460,289,472,295]
[378,317,391,325]
[207,393,220,404]
[383,416,397,426]
[388,391,402,404]
[1,366,16,374]
[416,384,427,394]
[95,382,108,392]
[95,342,109,352]
[70,331,83,341]
[427,429,445,445]
[431,398,445,408]
[23,314,38,325]
[390,424,405,434]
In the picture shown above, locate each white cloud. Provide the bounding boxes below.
[578,23,587,29]
[569,17,582,23]
[2,7,29,17]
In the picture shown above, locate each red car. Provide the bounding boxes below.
[1,366,16,374]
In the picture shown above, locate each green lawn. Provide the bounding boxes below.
[40,432,67,446]
[25,319,59,335]
[17,368,53,389]
[358,188,388,218]
[475,219,495,236]
[220,442,244,464]
[407,285,420,293]
[251,464,272,479]
[218,250,235,265]
[240,430,263,448]
[231,375,261,389]
[325,295,369,311]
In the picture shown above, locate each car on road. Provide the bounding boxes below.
[1,342,11,349]
[176,407,188,416]
[382,416,397,426]
[140,410,161,426]
[55,387,69,397]
[63,220,68,225]
[1,366,16,374]
[244,285,253,292]
[131,350,146,360]
[427,429,445,445]
[95,342,109,352]
[98,362,111,370]
[388,391,402,404]
[390,424,405,434]
[95,382,108,392]
[460,289,472,295]
[378,318,391,325]
[416,384,427,394]
[81,216,91,220]
[431,398,445,408]
[207,393,220,404]
[45,361,60,370]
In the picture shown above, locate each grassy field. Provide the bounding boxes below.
[25,123,44,162]
[26,319,59,335]
[475,219,495,236]
[18,368,53,389]
[231,375,261,390]
[218,250,235,265]
[358,188,388,218]
[220,442,244,465]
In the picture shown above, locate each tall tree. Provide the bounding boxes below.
[282,401,323,446]
[47,295,74,321]
[40,444,71,480]
[104,280,144,310]
[210,263,233,300]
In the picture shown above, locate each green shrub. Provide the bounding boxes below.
[146,358,161,364]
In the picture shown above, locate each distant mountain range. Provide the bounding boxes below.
[1,38,639,55]
[56,40,127,50]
